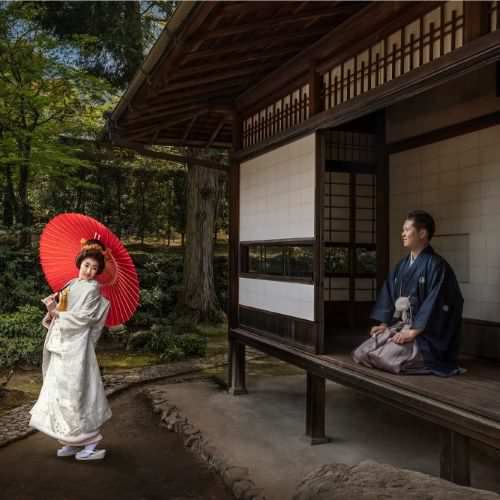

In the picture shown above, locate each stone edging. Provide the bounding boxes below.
[143,385,266,500]
[0,348,265,449]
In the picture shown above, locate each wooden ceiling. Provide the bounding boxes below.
[111,1,368,150]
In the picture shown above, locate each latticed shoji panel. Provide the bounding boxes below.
[323,131,377,303]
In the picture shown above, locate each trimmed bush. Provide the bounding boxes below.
[0,305,45,368]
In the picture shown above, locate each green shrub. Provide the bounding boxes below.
[134,323,207,362]
[0,248,51,314]
[0,305,45,369]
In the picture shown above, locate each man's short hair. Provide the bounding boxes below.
[406,210,436,240]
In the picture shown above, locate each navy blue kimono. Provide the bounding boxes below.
[371,245,464,376]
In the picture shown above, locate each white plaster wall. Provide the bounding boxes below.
[389,124,500,322]
[240,134,315,241]
[239,277,315,321]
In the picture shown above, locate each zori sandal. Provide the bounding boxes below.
[57,446,81,457]
[75,448,106,461]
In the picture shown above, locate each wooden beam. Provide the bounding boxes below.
[110,137,229,171]
[148,3,219,89]
[201,7,358,41]
[236,29,500,162]
[152,137,232,149]
[207,119,227,148]
[173,47,304,81]
[149,77,253,101]
[123,107,209,134]
[236,3,438,111]
[183,29,330,62]
[162,64,275,89]
[183,114,198,140]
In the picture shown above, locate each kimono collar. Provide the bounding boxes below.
[401,245,434,283]
[409,244,434,263]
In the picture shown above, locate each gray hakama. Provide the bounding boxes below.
[352,323,430,375]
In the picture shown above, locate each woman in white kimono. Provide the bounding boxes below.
[30,239,112,461]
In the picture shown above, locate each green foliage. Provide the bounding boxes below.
[0,305,45,369]
[31,1,177,88]
[143,324,207,362]
[0,246,50,313]
[128,251,184,328]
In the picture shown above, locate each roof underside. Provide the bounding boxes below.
[112,1,367,149]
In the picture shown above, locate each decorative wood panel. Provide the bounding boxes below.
[243,84,310,148]
[239,305,318,352]
[322,2,464,112]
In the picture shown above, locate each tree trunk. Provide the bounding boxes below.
[3,165,17,227]
[116,169,122,238]
[17,140,32,247]
[180,162,224,323]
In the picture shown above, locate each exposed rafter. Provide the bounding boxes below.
[111,137,230,172]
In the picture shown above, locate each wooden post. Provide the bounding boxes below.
[228,339,247,395]
[314,132,325,355]
[228,110,247,395]
[376,111,389,291]
[440,428,470,486]
[464,3,490,43]
[305,372,329,445]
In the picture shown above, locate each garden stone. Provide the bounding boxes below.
[293,461,500,500]
[233,479,254,499]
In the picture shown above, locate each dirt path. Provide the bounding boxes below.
[0,384,233,500]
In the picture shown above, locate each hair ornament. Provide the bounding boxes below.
[79,237,109,259]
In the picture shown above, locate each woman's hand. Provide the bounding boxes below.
[391,329,420,344]
[370,323,387,337]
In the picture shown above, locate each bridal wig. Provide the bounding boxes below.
[75,239,106,275]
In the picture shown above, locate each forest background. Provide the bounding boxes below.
[0,1,230,402]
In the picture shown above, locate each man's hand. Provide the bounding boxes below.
[370,324,387,337]
[392,329,420,344]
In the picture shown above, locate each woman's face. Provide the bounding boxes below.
[79,257,99,280]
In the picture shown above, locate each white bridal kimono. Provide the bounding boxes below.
[29,278,112,446]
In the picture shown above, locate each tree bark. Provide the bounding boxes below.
[17,140,32,247]
[180,162,224,323]
[3,165,17,227]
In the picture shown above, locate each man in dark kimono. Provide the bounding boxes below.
[353,210,464,376]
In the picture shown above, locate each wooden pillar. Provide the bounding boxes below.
[228,339,247,395]
[463,3,490,43]
[376,110,389,290]
[305,372,329,445]
[440,428,470,486]
[228,110,246,395]
[309,61,323,116]
[312,60,325,355]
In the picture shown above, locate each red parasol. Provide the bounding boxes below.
[39,213,140,327]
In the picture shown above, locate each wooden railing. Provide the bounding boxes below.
[242,85,309,148]
[322,2,464,111]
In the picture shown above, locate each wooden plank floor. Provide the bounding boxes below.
[320,352,500,423]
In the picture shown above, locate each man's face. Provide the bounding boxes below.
[401,219,427,250]
[79,257,99,280]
